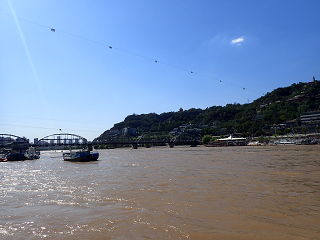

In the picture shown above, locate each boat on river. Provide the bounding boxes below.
[274,139,297,145]
[0,154,7,162]
[5,151,28,161]
[1,146,40,161]
[208,135,247,147]
[63,149,99,162]
[26,147,40,160]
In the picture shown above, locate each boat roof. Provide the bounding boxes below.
[218,135,246,141]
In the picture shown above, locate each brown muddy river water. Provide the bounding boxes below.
[1,145,320,239]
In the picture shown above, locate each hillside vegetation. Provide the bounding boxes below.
[96,80,320,140]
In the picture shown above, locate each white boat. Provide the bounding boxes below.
[26,147,40,160]
[275,139,297,145]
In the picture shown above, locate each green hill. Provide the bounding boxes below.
[96,80,320,141]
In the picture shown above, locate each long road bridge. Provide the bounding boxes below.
[0,133,201,151]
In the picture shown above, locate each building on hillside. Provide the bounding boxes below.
[259,103,271,111]
[216,128,229,135]
[169,128,180,135]
[310,76,318,84]
[286,120,300,134]
[287,95,309,103]
[122,127,137,136]
[300,110,320,132]
[300,110,320,125]
[108,130,122,136]
[304,76,318,86]
[262,125,272,135]
[253,115,263,122]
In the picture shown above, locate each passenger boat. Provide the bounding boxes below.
[5,152,28,161]
[274,139,297,145]
[26,147,40,160]
[63,149,99,162]
[247,141,265,146]
[208,135,247,147]
[1,145,39,161]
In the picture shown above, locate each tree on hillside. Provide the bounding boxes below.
[202,135,212,144]
[95,80,320,141]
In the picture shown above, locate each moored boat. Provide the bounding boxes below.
[26,146,40,160]
[207,135,247,147]
[0,154,7,162]
[63,149,99,162]
[247,141,266,146]
[5,152,28,161]
[274,139,297,145]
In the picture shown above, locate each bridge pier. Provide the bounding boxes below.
[168,142,174,148]
[131,143,138,149]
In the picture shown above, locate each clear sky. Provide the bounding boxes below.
[1,0,320,141]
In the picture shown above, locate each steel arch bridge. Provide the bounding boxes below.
[36,133,88,146]
[0,134,30,151]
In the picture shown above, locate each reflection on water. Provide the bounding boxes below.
[0,146,320,239]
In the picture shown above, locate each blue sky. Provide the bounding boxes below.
[1,0,320,141]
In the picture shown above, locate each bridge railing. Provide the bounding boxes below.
[0,134,30,152]
[35,133,88,147]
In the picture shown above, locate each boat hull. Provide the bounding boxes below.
[6,152,28,161]
[63,151,99,162]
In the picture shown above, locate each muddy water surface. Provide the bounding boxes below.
[1,145,319,239]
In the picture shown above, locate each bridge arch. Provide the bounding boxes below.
[0,134,29,147]
[37,133,88,146]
